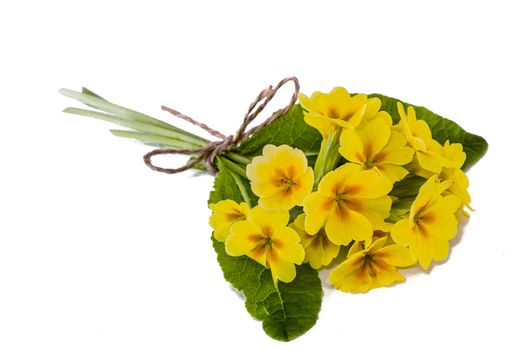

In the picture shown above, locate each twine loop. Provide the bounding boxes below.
[143,77,300,174]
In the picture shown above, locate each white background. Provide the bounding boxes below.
[1,1,523,349]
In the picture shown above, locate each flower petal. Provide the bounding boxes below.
[358,197,392,231]
[272,227,305,264]
[325,208,373,245]
[375,244,415,267]
[303,192,332,234]
[259,193,295,211]
[247,206,289,233]
[339,128,365,164]
[304,114,333,139]
[357,118,391,160]
[329,257,373,293]
[225,221,262,257]
[268,249,297,284]
[291,167,314,206]
[209,200,249,242]
[417,150,443,174]
[378,131,414,166]
[345,169,393,199]
[373,264,406,287]
[414,228,433,269]
[390,218,415,247]
[375,164,409,183]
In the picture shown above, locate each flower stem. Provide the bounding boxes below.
[225,152,251,166]
[313,128,342,187]
[219,156,248,180]
[217,157,252,206]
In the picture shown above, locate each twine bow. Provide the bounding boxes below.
[143,77,300,174]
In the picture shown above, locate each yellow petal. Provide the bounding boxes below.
[390,218,415,247]
[373,265,405,287]
[367,236,388,252]
[246,156,279,198]
[339,128,365,164]
[225,221,262,257]
[345,169,393,199]
[428,234,450,262]
[320,238,341,267]
[444,169,471,207]
[269,144,308,175]
[416,150,444,174]
[304,114,333,139]
[357,118,391,160]
[325,208,373,245]
[291,167,314,205]
[414,228,433,269]
[363,97,381,119]
[329,256,373,293]
[357,197,392,231]
[378,132,414,166]
[375,244,415,267]
[375,111,393,126]
[268,249,297,284]
[347,240,365,257]
[259,192,296,211]
[209,200,249,242]
[272,227,305,264]
[248,206,289,234]
[298,92,315,111]
[375,164,409,183]
[317,163,360,195]
[303,192,331,234]
[443,141,466,169]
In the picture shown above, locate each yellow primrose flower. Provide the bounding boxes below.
[303,163,393,245]
[391,176,462,269]
[246,144,314,211]
[339,117,414,182]
[361,97,393,124]
[440,141,471,208]
[209,200,250,242]
[289,214,340,269]
[396,102,447,174]
[328,236,415,293]
[299,87,377,139]
[415,140,471,208]
[225,206,305,285]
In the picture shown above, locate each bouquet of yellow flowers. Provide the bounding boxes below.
[61,77,487,341]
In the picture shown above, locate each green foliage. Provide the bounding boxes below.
[209,162,322,342]
[212,239,322,341]
[237,104,322,157]
[369,94,488,170]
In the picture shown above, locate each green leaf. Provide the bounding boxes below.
[237,104,322,157]
[369,94,488,169]
[208,161,257,206]
[82,87,106,100]
[64,107,204,148]
[208,164,322,341]
[60,88,209,146]
[212,238,322,341]
[109,130,197,149]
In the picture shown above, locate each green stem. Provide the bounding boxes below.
[217,157,252,206]
[225,152,251,166]
[313,128,342,187]
[109,130,202,149]
[64,108,207,148]
[60,88,209,145]
[219,157,248,180]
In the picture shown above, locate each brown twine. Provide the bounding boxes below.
[143,77,300,174]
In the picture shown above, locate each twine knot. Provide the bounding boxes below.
[143,77,300,174]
